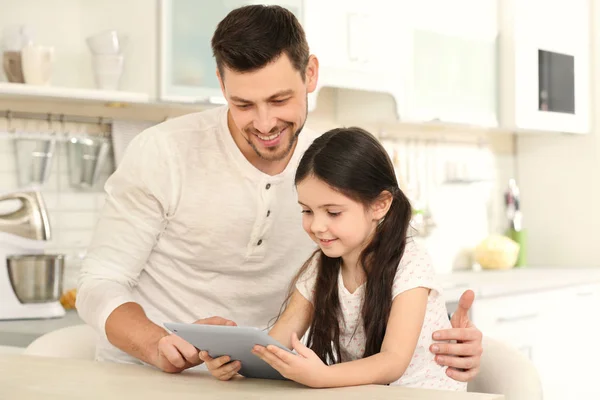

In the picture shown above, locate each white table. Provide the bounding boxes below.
[0,354,504,400]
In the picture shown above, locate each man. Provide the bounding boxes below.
[77,4,482,382]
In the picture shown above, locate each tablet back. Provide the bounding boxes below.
[164,322,291,380]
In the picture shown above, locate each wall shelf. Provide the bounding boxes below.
[0,82,151,105]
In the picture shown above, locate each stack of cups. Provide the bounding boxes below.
[86,30,127,91]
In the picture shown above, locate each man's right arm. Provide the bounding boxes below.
[76,128,180,369]
[105,302,207,372]
[105,303,168,364]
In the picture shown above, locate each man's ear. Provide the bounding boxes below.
[217,68,226,97]
[305,55,319,93]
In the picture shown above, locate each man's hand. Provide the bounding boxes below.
[430,290,483,382]
[153,316,237,373]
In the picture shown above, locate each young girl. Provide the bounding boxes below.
[200,127,466,391]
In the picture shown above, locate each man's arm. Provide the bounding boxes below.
[76,128,184,370]
[106,303,235,373]
[430,289,483,382]
[105,303,170,365]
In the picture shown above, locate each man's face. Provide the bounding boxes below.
[219,53,318,162]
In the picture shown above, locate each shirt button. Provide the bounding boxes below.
[265,183,271,190]
[266,210,271,217]
[257,239,263,246]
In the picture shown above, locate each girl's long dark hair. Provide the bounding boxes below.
[284,127,413,364]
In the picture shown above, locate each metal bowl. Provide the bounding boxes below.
[7,254,65,303]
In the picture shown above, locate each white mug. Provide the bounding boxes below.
[21,42,54,86]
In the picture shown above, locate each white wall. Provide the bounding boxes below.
[515,2,600,267]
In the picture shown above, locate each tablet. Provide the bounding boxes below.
[164,322,293,380]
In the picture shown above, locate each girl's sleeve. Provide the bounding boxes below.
[392,239,444,299]
[295,253,320,304]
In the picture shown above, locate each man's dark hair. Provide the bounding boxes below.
[211,5,310,80]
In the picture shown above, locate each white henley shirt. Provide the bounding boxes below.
[77,106,319,364]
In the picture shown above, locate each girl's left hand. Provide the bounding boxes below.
[252,332,330,388]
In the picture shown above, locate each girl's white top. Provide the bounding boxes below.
[296,239,467,391]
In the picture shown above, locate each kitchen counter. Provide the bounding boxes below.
[2,267,600,349]
[0,354,502,400]
[0,310,82,347]
[439,266,600,303]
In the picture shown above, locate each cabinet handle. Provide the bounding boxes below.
[496,313,538,323]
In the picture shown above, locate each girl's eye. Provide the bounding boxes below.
[328,211,341,217]
[301,209,312,214]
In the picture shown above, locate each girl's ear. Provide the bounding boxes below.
[371,190,393,221]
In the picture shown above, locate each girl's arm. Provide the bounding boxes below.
[268,288,314,348]
[253,287,429,388]
[324,286,429,387]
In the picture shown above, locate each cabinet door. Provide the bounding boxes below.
[471,292,545,361]
[401,0,498,126]
[303,0,403,97]
[535,285,600,400]
[160,0,303,103]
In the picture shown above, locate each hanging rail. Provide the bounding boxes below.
[0,110,111,141]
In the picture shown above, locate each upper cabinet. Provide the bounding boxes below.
[304,0,499,126]
[303,0,404,116]
[5,0,591,134]
[159,0,310,106]
[397,0,499,127]
[499,0,591,134]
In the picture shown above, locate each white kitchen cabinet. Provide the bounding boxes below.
[472,284,600,400]
[398,0,499,126]
[159,0,311,106]
[303,0,405,117]
[499,0,591,134]
[535,284,600,399]
[471,291,546,361]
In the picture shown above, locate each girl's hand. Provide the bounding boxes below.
[199,351,241,381]
[252,332,330,388]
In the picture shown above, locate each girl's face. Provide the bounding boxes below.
[297,176,383,266]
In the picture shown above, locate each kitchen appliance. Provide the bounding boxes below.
[0,190,65,320]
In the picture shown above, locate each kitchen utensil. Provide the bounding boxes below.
[91,54,124,90]
[86,30,127,55]
[67,136,110,188]
[504,178,521,230]
[14,136,56,187]
[2,51,24,83]
[21,42,54,86]
[7,254,64,303]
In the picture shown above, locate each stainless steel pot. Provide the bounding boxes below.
[7,254,65,303]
